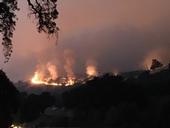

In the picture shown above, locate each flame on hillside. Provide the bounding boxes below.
[64,49,76,85]
[86,59,98,77]
[31,62,75,86]
[86,65,97,77]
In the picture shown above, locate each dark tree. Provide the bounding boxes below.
[19,92,56,122]
[0,70,20,128]
[62,70,170,127]
[0,0,59,62]
[150,59,163,70]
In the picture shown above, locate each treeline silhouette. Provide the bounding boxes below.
[62,69,170,127]
[0,70,56,127]
[0,70,20,128]
[1,67,170,127]
[19,92,56,123]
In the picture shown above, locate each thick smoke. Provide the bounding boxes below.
[47,62,58,80]
[1,0,170,81]
[63,49,75,79]
[86,59,98,77]
[58,21,170,74]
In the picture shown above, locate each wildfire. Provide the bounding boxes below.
[65,77,75,86]
[143,49,162,70]
[86,65,98,77]
[31,71,61,86]
[86,59,98,77]
[31,58,98,86]
[63,49,76,86]
[30,63,75,86]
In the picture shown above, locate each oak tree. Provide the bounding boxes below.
[0,0,59,62]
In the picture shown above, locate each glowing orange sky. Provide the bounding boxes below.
[0,0,170,81]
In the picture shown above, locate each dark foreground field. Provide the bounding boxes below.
[1,67,170,127]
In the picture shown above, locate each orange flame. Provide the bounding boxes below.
[47,62,58,80]
[31,63,75,86]
[65,77,75,86]
[86,59,98,77]
[64,49,76,86]
[86,65,98,77]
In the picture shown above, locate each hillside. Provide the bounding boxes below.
[12,66,170,127]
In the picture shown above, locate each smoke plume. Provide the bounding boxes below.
[63,49,75,79]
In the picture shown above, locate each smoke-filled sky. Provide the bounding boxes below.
[1,0,170,81]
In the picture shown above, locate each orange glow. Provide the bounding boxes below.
[31,71,62,86]
[65,77,75,86]
[142,49,163,70]
[112,69,119,76]
[31,63,75,86]
[47,62,58,80]
[86,65,98,77]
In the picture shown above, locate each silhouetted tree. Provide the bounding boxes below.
[0,0,59,62]
[19,92,56,122]
[150,59,163,70]
[0,70,20,128]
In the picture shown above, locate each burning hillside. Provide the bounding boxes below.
[86,59,98,77]
[30,60,98,86]
[31,63,75,86]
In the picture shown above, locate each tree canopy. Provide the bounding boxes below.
[0,0,59,62]
[0,70,20,127]
[150,59,163,70]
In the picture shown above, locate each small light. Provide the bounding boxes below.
[11,124,23,128]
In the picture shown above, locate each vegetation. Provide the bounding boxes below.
[0,0,59,62]
[0,70,20,127]
[19,92,56,122]
[1,66,170,127]
[62,68,170,127]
